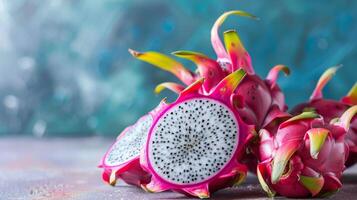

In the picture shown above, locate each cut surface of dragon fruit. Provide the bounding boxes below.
[104,115,153,166]
[140,69,255,198]
[149,98,238,184]
[99,115,152,186]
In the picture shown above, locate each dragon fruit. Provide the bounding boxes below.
[257,106,357,198]
[210,11,290,126]
[99,100,166,187]
[129,10,290,130]
[291,67,357,167]
[139,69,256,198]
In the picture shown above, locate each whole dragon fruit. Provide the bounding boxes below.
[99,100,166,186]
[140,69,256,198]
[257,106,357,198]
[211,11,289,120]
[129,10,290,130]
[291,67,357,167]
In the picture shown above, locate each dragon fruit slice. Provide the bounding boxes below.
[130,10,290,129]
[291,67,357,167]
[257,106,357,198]
[99,100,166,187]
[139,69,255,198]
[342,82,357,105]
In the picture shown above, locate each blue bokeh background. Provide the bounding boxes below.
[0,0,356,136]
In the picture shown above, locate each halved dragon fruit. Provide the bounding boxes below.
[139,69,256,198]
[257,106,357,198]
[129,10,290,130]
[99,100,166,186]
[291,67,357,167]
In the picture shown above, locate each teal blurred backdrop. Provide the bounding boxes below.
[0,0,356,136]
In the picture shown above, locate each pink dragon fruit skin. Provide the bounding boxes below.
[101,156,151,187]
[257,106,357,198]
[211,12,290,126]
[130,10,290,130]
[99,100,167,187]
[139,69,256,198]
[265,65,291,112]
[291,67,357,167]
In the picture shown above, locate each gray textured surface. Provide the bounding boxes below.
[1,137,356,199]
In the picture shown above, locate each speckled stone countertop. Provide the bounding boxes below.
[1,137,356,200]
